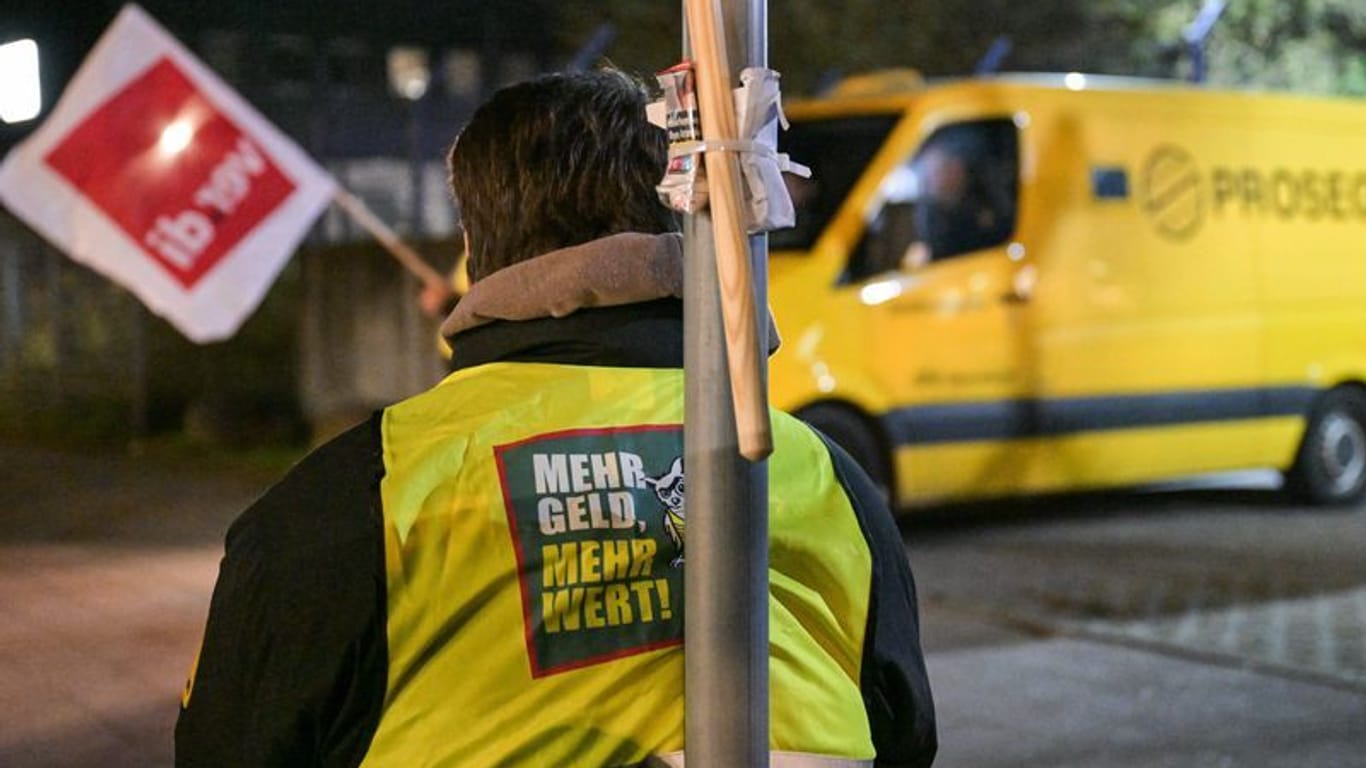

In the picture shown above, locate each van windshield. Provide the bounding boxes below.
[846,117,1020,282]
[770,114,900,252]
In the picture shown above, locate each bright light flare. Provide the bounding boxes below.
[0,39,42,124]
[158,119,194,156]
[387,47,431,101]
[860,278,904,306]
[1064,72,1088,91]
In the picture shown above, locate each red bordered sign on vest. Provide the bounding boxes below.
[0,4,335,342]
[495,424,689,678]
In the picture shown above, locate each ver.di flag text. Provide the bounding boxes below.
[0,4,335,342]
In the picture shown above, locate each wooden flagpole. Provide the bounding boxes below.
[332,187,449,292]
[682,1,770,765]
[684,0,772,462]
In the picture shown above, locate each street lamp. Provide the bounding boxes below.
[0,38,42,124]
[387,47,431,101]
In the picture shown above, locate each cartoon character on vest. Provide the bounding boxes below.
[646,457,686,567]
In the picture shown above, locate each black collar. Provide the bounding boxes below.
[448,299,684,371]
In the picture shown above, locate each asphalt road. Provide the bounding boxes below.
[2,444,1364,767]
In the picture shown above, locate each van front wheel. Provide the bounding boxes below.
[1286,387,1366,507]
[796,404,893,505]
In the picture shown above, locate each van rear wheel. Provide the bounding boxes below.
[796,404,893,504]
[1286,387,1366,507]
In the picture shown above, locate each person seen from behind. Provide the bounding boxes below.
[175,68,936,768]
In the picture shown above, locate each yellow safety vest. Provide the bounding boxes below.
[363,361,876,767]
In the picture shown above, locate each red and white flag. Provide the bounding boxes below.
[0,4,336,343]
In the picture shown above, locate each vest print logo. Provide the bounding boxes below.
[646,456,686,567]
[495,424,686,677]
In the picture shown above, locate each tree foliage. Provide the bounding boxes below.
[1095,0,1366,95]
[554,0,1366,97]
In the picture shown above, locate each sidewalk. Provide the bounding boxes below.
[0,442,260,768]
[0,543,217,768]
[926,625,1366,768]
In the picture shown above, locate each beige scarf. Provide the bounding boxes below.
[441,232,779,352]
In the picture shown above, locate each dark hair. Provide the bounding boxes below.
[448,69,678,282]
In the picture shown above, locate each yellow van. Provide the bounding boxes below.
[770,71,1366,508]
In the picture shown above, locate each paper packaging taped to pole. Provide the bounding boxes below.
[648,64,811,233]
[654,63,706,214]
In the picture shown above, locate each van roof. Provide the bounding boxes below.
[786,69,1357,116]
[824,69,1200,98]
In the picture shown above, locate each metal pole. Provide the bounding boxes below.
[683,1,768,765]
[1189,43,1207,84]
[1183,0,1226,84]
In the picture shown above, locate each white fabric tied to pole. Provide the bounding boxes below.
[650,66,809,233]
[735,67,810,233]
[665,137,811,233]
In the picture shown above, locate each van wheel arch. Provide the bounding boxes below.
[1285,384,1366,507]
[794,402,896,506]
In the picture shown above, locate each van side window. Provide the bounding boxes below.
[846,118,1019,283]
[770,115,900,253]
